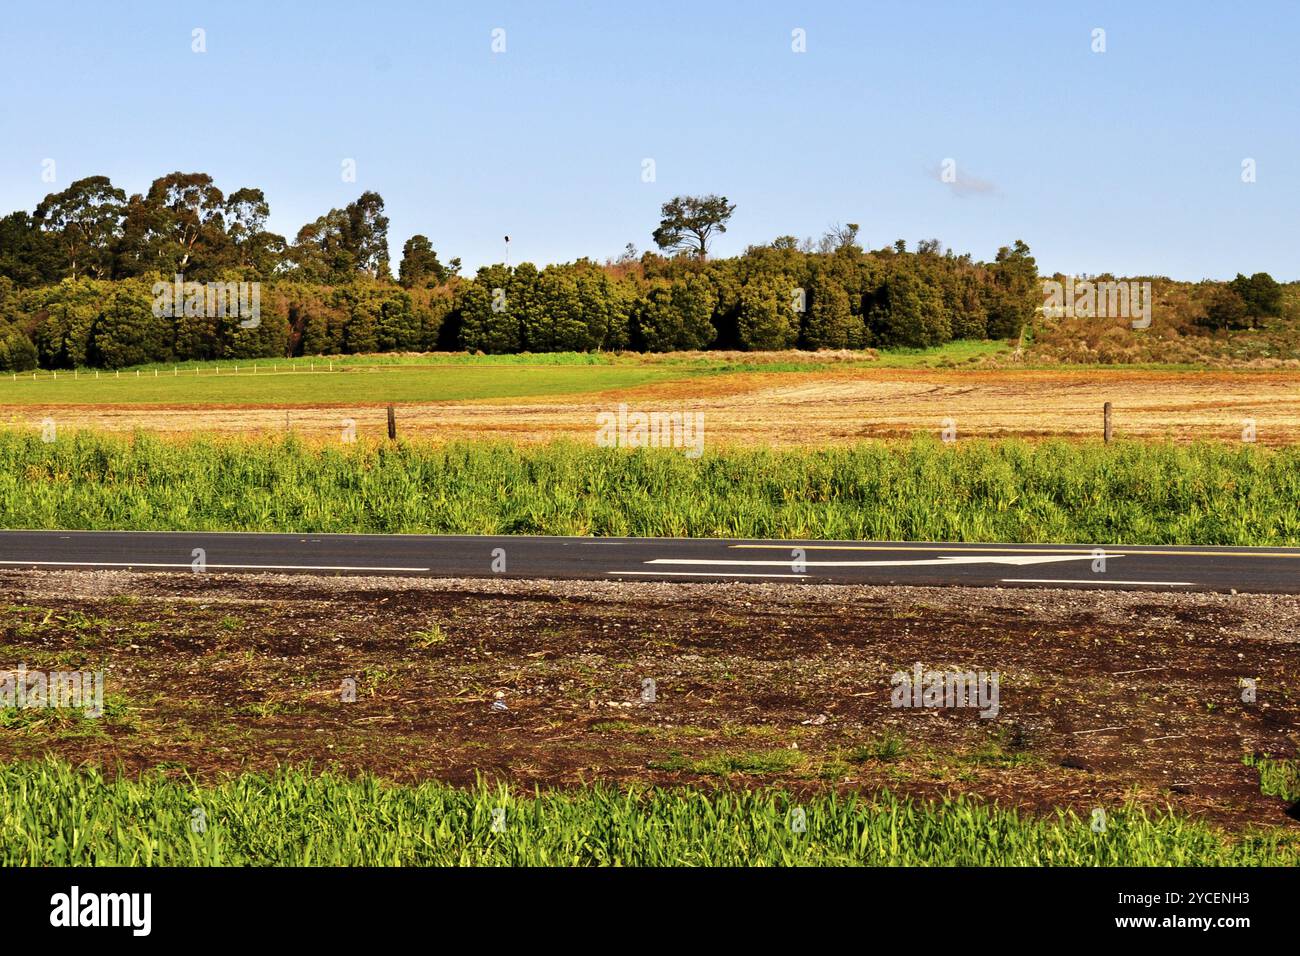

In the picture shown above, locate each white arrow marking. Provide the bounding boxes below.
[644,553,1120,568]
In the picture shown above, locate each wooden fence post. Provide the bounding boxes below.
[1103,401,1112,444]
[387,404,397,441]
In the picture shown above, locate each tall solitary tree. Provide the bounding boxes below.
[652,194,736,259]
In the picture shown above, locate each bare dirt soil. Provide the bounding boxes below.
[4,369,1297,445]
[1,570,1295,830]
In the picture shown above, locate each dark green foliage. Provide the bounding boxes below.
[32,279,102,368]
[1200,286,1252,331]
[6,169,1295,366]
[635,276,717,351]
[32,176,126,280]
[871,270,951,348]
[458,270,521,354]
[88,281,173,368]
[652,194,736,258]
[0,212,64,286]
[398,235,457,288]
[0,169,1053,364]
[0,332,38,372]
[986,240,1038,339]
[738,275,799,350]
[1227,272,1282,325]
[523,266,590,351]
[801,271,860,349]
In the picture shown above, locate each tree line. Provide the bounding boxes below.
[0,172,1042,369]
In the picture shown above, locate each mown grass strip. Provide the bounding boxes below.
[0,363,695,405]
[0,432,1296,545]
[0,760,1293,866]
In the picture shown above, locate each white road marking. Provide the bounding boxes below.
[1000,578,1192,586]
[0,560,430,572]
[645,554,1118,568]
[733,543,1300,559]
[609,570,807,579]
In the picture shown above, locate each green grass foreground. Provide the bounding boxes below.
[0,432,1297,544]
[0,761,1292,866]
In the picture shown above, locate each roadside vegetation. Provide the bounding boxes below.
[0,431,1296,545]
[0,760,1293,866]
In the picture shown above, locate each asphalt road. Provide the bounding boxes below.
[0,531,1296,593]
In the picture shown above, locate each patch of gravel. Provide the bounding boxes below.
[16,569,1297,638]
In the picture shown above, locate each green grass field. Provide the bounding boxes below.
[0,362,704,406]
[1,343,1285,407]
[0,431,1296,544]
[0,345,1014,407]
[0,760,1292,866]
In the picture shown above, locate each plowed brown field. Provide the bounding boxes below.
[2,570,1295,829]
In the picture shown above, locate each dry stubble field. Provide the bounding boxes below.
[2,366,1297,445]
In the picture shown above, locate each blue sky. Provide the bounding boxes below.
[2,1,1297,279]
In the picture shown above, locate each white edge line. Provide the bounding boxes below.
[610,571,807,579]
[0,561,430,572]
[1001,578,1194,586]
